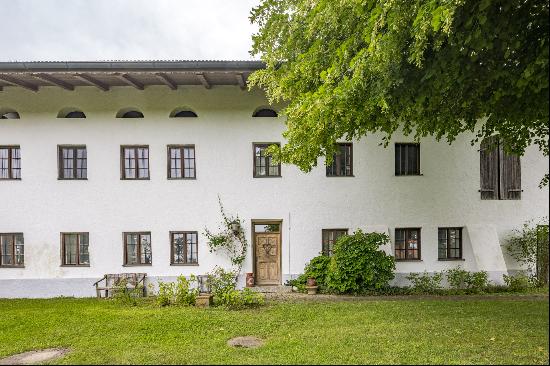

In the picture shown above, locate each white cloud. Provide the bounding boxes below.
[0,0,260,61]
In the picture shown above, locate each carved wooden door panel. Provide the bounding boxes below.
[255,233,281,285]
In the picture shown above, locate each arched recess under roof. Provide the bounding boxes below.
[0,107,20,119]
[116,108,144,118]
[57,108,86,118]
[252,107,278,117]
[170,107,198,118]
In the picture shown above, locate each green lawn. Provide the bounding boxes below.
[0,297,548,365]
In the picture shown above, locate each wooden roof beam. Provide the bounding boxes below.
[235,72,246,90]
[74,73,110,91]
[195,72,211,89]
[155,72,178,90]
[32,73,74,91]
[117,73,144,90]
[0,74,39,92]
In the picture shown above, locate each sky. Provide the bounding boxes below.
[0,0,261,61]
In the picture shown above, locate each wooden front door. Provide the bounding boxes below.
[254,232,281,285]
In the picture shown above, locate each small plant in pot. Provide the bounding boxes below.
[305,277,318,295]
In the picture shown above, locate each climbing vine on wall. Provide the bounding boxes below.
[204,196,248,276]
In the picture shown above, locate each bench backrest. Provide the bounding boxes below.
[105,273,146,287]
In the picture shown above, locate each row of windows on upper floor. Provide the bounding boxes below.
[0,139,522,200]
[0,142,428,180]
[0,227,462,268]
[0,108,278,119]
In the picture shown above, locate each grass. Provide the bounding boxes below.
[0,297,548,365]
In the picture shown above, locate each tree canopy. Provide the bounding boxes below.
[249,0,549,182]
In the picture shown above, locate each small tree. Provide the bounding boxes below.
[506,218,549,285]
[326,230,395,293]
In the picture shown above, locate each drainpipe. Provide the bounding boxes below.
[288,211,291,280]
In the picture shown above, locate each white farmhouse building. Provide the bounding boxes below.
[0,60,548,298]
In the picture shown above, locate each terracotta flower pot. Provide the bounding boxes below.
[246,272,254,287]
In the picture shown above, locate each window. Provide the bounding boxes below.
[252,108,277,117]
[395,143,420,176]
[121,146,149,179]
[253,143,281,177]
[480,136,521,200]
[173,110,197,117]
[61,233,89,266]
[171,231,198,265]
[118,110,144,118]
[58,146,87,179]
[0,233,24,267]
[64,111,86,118]
[326,143,353,177]
[0,111,20,119]
[395,228,421,260]
[322,229,348,256]
[0,146,21,180]
[124,232,152,265]
[168,145,196,179]
[437,228,462,260]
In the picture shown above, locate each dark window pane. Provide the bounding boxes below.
[395,144,420,175]
[1,235,14,265]
[64,234,78,265]
[140,234,152,264]
[14,234,24,265]
[126,233,138,264]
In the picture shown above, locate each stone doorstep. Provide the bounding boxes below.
[249,285,293,294]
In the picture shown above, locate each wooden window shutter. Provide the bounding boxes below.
[480,136,499,200]
[500,148,521,200]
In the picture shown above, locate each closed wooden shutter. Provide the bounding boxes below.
[480,136,499,200]
[500,148,521,200]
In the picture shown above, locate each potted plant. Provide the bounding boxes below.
[305,277,318,295]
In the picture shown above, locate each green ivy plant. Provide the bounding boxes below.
[506,218,549,285]
[204,196,248,277]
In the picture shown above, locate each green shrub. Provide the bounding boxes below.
[111,278,142,306]
[218,288,265,310]
[503,273,531,292]
[445,267,470,290]
[506,218,549,285]
[406,271,443,293]
[156,281,175,307]
[445,268,489,293]
[174,275,199,306]
[465,271,489,293]
[206,266,238,305]
[289,255,332,292]
[325,231,395,294]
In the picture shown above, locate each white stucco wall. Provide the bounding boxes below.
[0,86,548,297]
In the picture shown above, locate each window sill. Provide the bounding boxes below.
[167,177,197,180]
[57,178,88,181]
[438,258,465,261]
[395,259,423,262]
[122,264,152,267]
[0,178,22,181]
[326,175,355,178]
[60,264,90,267]
[394,174,423,177]
[0,265,25,268]
[120,178,150,181]
[170,263,199,266]
[253,175,282,178]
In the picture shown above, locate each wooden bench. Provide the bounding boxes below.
[93,273,147,298]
